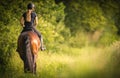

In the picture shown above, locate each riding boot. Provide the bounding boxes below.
[40,37,46,51]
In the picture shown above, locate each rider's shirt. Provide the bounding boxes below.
[22,12,37,28]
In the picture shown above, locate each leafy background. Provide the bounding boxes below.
[0,0,120,78]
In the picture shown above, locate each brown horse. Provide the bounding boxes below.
[17,31,40,74]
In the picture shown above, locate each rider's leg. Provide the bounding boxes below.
[32,28,46,51]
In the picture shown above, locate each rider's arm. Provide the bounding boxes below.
[20,16,25,27]
[34,16,38,27]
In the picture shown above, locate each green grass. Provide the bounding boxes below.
[1,43,120,78]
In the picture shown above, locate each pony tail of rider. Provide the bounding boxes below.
[26,10,32,22]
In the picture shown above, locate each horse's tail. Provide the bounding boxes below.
[24,36,34,73]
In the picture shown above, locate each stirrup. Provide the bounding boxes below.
[41,47,46,51]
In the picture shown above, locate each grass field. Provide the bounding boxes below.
[1,43,120,78]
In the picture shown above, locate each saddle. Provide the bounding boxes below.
[22,27,34,33]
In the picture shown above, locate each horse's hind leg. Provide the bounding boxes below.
[23,59,30,73]
[33,55,37,74]
[24,63,28,73]
[33,63,36,74]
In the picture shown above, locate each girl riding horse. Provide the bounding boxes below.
[19,3,45,51]
[16,3,46,74]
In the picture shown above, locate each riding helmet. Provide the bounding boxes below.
[27,3,35,9]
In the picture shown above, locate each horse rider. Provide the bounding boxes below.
[19,3,46,51]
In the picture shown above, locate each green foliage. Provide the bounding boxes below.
[0,0,120,77]
[63,0,120,47]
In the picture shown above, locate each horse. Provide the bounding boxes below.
[17,31,40,74]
